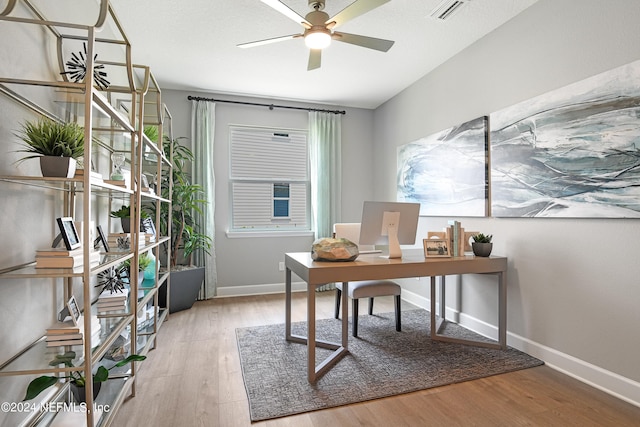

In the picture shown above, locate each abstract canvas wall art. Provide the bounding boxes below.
[490,60,640,218]
[397,116,488,217]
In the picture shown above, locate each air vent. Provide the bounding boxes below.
[429,0,468,20]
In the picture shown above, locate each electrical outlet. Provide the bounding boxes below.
[279,262,285,271]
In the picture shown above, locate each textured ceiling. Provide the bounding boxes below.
[108,0,538,109]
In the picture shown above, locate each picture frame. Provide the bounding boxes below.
[423,238,451,258]
[141,217,156,236]
[94,225,110,252]
[66,295,81,326]
[56,217,81,250]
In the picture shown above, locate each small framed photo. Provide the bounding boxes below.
[95,225,110,252]
[423,238,451,258]
[56,217,81,250]
[66,295,81,326]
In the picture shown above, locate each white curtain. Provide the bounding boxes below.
[190,100,217,298]
[309,111,342,291]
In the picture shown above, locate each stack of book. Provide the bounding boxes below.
[45,316,102,347]
[107,233,145,250]
[97,288,129,314]
[35,248,101,269]
[45,322,83,347]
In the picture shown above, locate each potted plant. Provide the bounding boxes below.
[122,252,153,283]
[23,352,146,403]
[110,205,131,233]
[472,233,493,257]
[151,136,212,313]
[16,118,84,178]
[110,205,150,234]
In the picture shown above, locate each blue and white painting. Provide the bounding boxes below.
[397,116,488,217]
[490,60,640,218]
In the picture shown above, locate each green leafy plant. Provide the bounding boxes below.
[148,136,211,268]
[110,205,131,218]
[16,118,84,161]
[143,125,159,143]
[110,205,150,220]
[472,233,493,243]
[23,352,146,401]
[122,252,152,272]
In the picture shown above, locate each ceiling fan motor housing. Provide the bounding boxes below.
[308,0,325,11]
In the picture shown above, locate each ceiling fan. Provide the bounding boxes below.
[238,0,394,71]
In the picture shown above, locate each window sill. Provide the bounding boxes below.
[226,230,315,239]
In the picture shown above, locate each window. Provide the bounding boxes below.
[229,125,309,232]
[273,183,290,218]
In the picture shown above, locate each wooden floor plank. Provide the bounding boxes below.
[113,292,640,426]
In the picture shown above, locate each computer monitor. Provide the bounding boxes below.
[359,201,420,259]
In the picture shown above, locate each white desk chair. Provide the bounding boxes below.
[333,223,401,337]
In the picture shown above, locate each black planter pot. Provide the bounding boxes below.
[472,242,493,257]
[70,381,101,404]
[120,217,131,233]
[158,266,205,313]
[39,156,77,178]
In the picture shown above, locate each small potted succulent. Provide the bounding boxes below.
[24,351,146,403]
[16,118,84,178]
[472,233,493,257]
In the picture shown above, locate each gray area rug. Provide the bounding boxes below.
[236,310,543,421]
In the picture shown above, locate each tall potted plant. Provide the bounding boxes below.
[16,118,84,178]
[151,136,211,312]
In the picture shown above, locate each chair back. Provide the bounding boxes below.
[333,223,377,253]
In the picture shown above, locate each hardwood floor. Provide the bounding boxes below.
[114,292,640,426]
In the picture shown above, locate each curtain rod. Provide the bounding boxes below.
[187,95,346,115]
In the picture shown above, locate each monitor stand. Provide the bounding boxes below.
[386,224,402,259]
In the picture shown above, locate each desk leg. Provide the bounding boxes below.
[307,284,316,382]
[285,268,292,340]
[341,281,348,348]
[431,272,505,350]
[498,270,507,349]
[430,276,445,337]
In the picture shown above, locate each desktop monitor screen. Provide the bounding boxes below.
[359,201,420,258]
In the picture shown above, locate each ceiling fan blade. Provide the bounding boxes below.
[237,34,301,48]
[308,49,321,71]
[261,0,312,28]
[326,0,390,29]
[332,31,394,52]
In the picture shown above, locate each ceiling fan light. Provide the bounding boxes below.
[305,31,331,49]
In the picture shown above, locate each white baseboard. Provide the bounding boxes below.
[399,288,640,409]
[215,281,307,297]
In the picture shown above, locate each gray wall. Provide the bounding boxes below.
[374,0,640,403]
[161,89,375,294]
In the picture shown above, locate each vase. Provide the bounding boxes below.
[70,381,101,403]
[472,242,493,257]
[39,156,77,178]
[121,217,131,233]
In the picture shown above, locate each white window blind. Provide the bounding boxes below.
[230,126,309,231]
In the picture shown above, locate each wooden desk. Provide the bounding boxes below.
[285,250,508,382]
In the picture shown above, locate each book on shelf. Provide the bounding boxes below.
[98,287,129,299]
[74,169,103,181]
[104,179,126,187]
[98,296,127,304]
[97,302,126,310]
[46,339,83,347]
[35,250,101,268]
[36,247,83,257]
[46,322,81,335]
[46,333,83,341]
